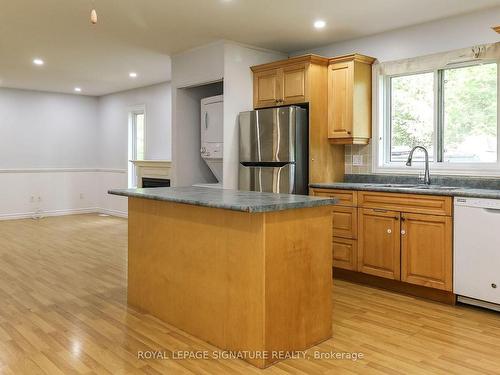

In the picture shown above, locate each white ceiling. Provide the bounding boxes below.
[1,0,499,96]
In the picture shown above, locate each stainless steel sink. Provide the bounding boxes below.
[414,185,460,191]
[362,183,420,188]
[361,183,460,191]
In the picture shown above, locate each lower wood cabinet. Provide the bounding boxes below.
[332,237,357,271]
[401,213,452,291]
[312,188,454,294]
[310,188,359,271]
[358,208,401,280]
[332,206,357,238]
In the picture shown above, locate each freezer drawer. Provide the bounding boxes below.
[239,163,300,194]
[454,197,500,305]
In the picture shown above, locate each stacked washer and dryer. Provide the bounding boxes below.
[193,95,224,189]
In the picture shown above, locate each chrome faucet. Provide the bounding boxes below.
[406,146,431,185]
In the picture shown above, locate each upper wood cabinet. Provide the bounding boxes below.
[252,59,312,108]
[327,54,375,145]
[253,68,281,108]
[281,63,308,105]
[251,55,345,184]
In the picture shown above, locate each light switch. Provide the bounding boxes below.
[352,155,363,166]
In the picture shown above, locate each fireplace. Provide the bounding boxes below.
[142,177,171,188]
[131,160,172,187]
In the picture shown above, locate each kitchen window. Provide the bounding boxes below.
[380,60,499,171]
[128,106,146,188]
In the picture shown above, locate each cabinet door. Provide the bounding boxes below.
[332,206,357,239]
[333,237,357,271]
[358,208,401,280]
[328,61,353,139]
[401,213,452,291]
[282,63,308,105]
[253,69,280,108]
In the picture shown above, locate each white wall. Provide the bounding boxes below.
[0,82,172,219]
[293,7,500,176]
[0,171,99,220]
[0,88,99,168]
[222,43,286,189]
[171,41,225,89]
[97,82,172,213]
[171,42,226,186]
[0,88,100,219]
[174,83,224,187]
[171,40,285,188]
[98,82,172,168]
[292,7,500,62]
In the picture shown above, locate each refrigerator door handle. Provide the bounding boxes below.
[240,161,291,168]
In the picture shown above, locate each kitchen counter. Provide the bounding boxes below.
[108,187,335,368]
[310,182,500,199]
[109,186,336,213]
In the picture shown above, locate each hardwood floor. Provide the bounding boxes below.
[1,214,500,374]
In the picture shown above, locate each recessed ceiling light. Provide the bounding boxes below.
[129,72,137,78]
[74,87,82,92]
[314,20,326,29]
[33,58,44,66]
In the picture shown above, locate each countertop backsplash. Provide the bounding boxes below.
[344,145,500,188]
[344,173,500,190]
[345,144,372,174]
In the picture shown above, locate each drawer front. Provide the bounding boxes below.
[358,191,452,216]
[332,206,357,239]
[311,188,357,207]
[333,237,357,271]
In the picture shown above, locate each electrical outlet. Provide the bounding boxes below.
[352,155,363,166]
[80,193,85,200]
[38,196,42,202]
[30,196,35,203]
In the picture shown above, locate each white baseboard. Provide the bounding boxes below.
[0,207,127,221]
[98,208,128,218]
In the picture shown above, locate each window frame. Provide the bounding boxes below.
[375,59,500,176]
[128,105,147,188]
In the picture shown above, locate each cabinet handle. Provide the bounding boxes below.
[401,229,406,235]
[387,229,392,234]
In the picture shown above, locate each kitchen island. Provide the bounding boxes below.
[109,187,336,368]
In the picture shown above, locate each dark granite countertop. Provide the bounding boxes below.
[109,187,337,213]
[310,182,500,199]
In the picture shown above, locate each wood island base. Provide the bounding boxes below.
[127,197,333,368]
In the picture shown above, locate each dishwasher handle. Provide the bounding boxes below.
[484,208,500,214]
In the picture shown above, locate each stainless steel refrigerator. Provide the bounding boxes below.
[238,106,308,194]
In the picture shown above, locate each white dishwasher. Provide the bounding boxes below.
[454,197,500,311]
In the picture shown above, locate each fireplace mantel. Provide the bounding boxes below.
[130,160,172,188]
